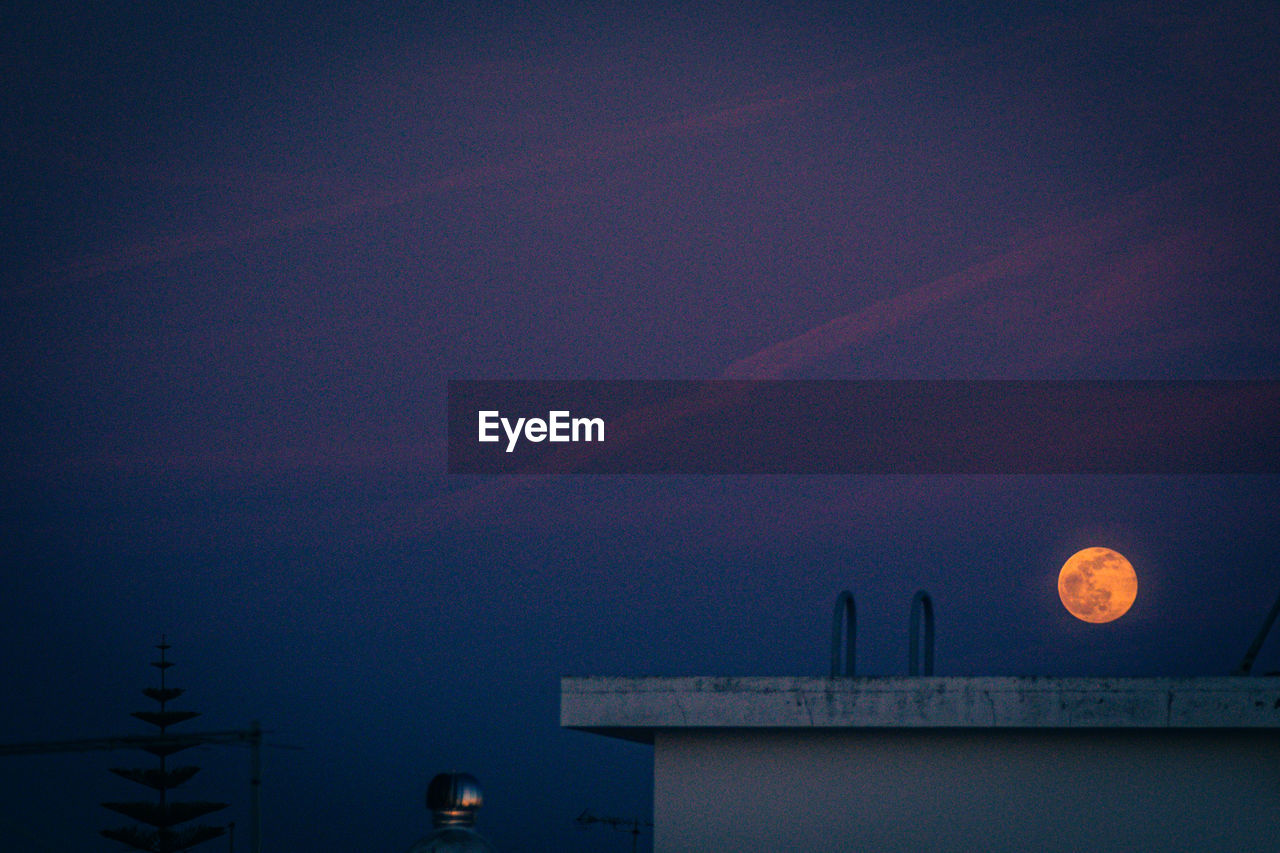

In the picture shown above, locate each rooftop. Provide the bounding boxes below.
[561,676,1280,743]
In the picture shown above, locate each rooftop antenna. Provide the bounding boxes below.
[908,590,935,676]
[0,641,286,853]
[830,591,857,676]
[575,810,652,853]
[1232,590,1280,675]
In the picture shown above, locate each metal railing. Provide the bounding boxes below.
[830,590,856,676]
[909,590,935,676]
[827,589,936,677]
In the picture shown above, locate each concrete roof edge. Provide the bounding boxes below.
[560,675,1280,734]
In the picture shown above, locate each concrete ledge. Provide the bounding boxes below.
[561,676,1280,742]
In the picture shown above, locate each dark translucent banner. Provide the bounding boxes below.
[447,380,1280,474]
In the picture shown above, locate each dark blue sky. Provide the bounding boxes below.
[4,2,1280,851]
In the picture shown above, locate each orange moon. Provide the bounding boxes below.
[1057,547,1137,623]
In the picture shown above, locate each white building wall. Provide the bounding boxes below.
[654,728,1280,852]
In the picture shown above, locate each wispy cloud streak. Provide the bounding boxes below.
[12,48,950,298]
[720,175,1206,379]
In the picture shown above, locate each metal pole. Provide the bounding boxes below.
[909,590,935,676]
[1233,590,1280,675]
[830,591,856,676]
[250,720,262,853]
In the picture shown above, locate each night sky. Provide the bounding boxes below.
[4,2,1280,851]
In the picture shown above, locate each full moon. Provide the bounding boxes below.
[1057,547,1137,623]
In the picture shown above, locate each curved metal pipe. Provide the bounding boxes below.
[830,590,856,677]
[909,590,935,676]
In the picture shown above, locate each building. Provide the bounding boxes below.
[562,675,1280,852]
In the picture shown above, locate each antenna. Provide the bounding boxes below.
[1233,590,1280,675]
[0,642,291,853]
[576,810,652,853]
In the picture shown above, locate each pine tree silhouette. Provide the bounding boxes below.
[101,639,228,853]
